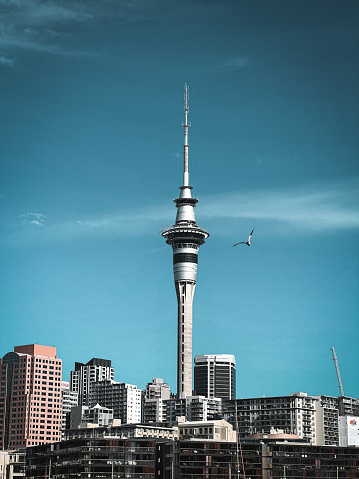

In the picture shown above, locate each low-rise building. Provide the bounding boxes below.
[69,403,113,429]
[178,419,236,442]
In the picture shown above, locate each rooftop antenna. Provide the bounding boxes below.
[330,347,344,397]
[183,82,190,187]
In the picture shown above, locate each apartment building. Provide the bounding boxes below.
[223,392,317,444]
[143,378,171,424]
[89,380,141,424]
[313,395,339,445]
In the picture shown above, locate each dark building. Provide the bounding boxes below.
[26,437,159,478]
[26,436,359,478]
[156,440,359,479]
[194,354,236,400]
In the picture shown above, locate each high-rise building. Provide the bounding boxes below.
[194,354,236,400]
[162,84,209,399]
[70,358,114,406]
[0,344,62,449]
[89,379,141,424]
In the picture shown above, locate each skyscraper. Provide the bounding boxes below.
[194,354,236,400]
[162,85,209,399]
[0,344,63,449]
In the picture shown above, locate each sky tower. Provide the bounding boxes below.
[162,84,209,399]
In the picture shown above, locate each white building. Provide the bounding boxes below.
[339,416,359,447]
[145,378,171,399]
[61,381,79,436]
[69,403,113,429]
[70,358,114,406]
[89,379,141,424]
[143,378,171,424]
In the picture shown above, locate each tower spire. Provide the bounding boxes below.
[183,83,190,187]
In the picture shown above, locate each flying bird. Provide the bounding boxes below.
[233,229,254,247]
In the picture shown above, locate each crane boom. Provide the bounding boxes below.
[330,347,344,397]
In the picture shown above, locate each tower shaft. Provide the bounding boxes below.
[162,84,209,399]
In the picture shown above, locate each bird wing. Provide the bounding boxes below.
[232,242,246,247]
[248,228,254,240]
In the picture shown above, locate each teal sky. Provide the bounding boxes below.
[0,0,358,399]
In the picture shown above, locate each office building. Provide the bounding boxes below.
[0,344,62,449]
[194,354,236,400]
[162,84,209,399]
[89,379,141,424]
[70,358,114,406]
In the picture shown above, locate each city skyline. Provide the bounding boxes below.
[0,0,358,399]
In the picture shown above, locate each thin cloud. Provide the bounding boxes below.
[210,55,250,73]
[19,212,46,226]
[200,179,359,231]
[0,0,168,61]
[0,55,14,66]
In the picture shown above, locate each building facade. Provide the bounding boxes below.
[163,396,222,424]
[70,358,114,406]
[0,344,62,450]
[61,381,78,436]
[162,84,209,399]
[145,378,171,400]
[194,354,236,400]
[339,416,359,447]
[143,378,171,424]
[69,404,113,429]
[89,379,141,424]
[223,392,317,444]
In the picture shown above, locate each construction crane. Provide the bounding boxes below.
[330,347,344,397]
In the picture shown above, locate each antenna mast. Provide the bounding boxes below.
[183,83,190,187]
[330,347,344,397]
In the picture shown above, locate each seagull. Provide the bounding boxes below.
[233,229,254,247]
